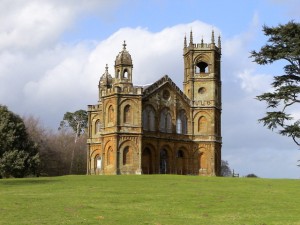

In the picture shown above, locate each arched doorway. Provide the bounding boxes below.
[160,149,168,174]
[142,148,152,174]
[176,150,185,175]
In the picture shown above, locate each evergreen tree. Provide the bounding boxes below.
[250,21,300,147]
[0,105,40,178]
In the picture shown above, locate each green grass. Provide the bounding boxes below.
[0,175,300,225]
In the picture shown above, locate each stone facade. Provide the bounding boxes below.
[87,31,222,176]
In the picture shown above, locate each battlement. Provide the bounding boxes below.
[100,85,143,98]
[88,104,101,111]
[183,30,221,54]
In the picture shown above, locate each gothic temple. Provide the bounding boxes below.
[87,31,222,176]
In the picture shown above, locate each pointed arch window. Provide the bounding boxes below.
[143,106,156,131]
[124,105,131,124]
[160,108,172,133]
[176,110,187,134]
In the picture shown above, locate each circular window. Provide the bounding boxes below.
[162,90,170,100]
[198,87,206,94]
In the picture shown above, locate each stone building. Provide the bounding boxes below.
[87,31,222,176]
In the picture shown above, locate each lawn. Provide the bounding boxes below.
[0,175,299,225]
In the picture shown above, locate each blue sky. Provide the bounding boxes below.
[0,0,300,178]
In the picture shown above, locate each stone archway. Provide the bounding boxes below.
[160,149,168,174]
[142,147,153,174]
[176,150,185,175]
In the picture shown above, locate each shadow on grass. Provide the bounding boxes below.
[0,178,60,186]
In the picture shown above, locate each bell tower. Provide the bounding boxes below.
[113,41,133,89]
[183,30,222,176]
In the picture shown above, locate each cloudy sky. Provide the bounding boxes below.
[1,0,300,178]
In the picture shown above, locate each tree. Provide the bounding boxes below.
[245,173,258,178]
[59,110,88,173]
[250,21,300,147]
[59,110,88,143]
[23,115,86,176]
[0,105,40,178]
[221,160,232,177]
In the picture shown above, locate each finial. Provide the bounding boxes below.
[189,29,193,45]
[201,36,204,47]
[123,40,127,50]
[184,34,187,48]
[218,35,221,49]
[211,30,215,44]
[105,64,108,72]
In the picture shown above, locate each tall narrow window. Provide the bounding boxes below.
[160,108,172,133]
[160,110,166,132]
[166,113,172,133]
[124,105,131,124]
[123,69,128,78]
[176,118,182,134]
[95,155,102,169]
[107,147,113,165]
[123,147,132,165]
[149,109,155,131]
[177,110,187,134]
[143,109,148,130]
[95,120,101,133]
[198,116,208,133]
[108,105,114,123]
[143,106,156,131]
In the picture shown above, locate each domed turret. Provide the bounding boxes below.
[114,41,133,87]
[99,64,112,87]
[115,41,132,66]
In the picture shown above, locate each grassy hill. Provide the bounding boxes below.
[0,175,299,225]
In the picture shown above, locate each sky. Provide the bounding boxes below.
[1,0,300,178]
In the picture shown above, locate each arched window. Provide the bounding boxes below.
[160,149,168,174]
[143,106,156,131]
[198,116,208,133]
[108,105,114,123]
[123,147,132,165]
[176,118,182,134]
[160,108,172,133]
[124,105,131,124]
[95,155,102,169]
[177,150,184,158]
[123,69,128,78]
[196,61,208,73]
[107,147,113,165]
[95,120,101,133]
[149,109,155,131]
[176,110,187,134]
[142,109,148,130]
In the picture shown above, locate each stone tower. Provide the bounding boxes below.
[183,30,222,175]
[88,42,143,175]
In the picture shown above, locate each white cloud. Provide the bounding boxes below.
[238,69,272,93]
[0,0,120,52]
[0,1,298,178]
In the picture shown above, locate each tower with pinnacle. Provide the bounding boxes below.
[183,30,222,175]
